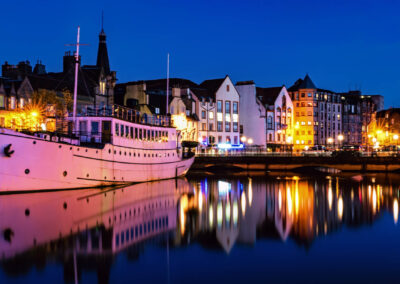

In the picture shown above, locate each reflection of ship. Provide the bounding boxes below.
[0,179,191,281]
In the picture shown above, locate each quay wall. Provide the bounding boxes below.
[192,156,400,172]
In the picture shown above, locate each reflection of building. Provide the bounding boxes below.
[0,179,190,282]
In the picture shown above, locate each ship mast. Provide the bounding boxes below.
[72,26,80,131]
[166,53,169,115]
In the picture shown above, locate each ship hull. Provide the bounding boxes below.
[0,128,194,192]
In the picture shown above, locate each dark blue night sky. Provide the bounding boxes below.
[1,0,399,107]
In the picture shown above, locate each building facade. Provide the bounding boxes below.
[235,81,266,147]
[289,75,342,150]
[197,75,240,147]
[257,86,293,151]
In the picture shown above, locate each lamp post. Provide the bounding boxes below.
[200,101,215,148]
[327,137,333,150]
[337,134,344,150]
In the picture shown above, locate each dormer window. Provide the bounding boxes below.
[10,97,16,109]
[19,98,24,109]
[100,81,106,95]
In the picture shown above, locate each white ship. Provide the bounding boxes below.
[0,27,195,193]
[0,107,195,192]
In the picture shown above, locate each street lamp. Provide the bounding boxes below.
[327,137,333,150]
[241,136,247,143]
[394,134,399,155]
[337,134,344,149]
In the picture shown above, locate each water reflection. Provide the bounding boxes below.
[1,174,400,283]
[181,174,400,250]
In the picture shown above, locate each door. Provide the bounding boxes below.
[102,120,111,143]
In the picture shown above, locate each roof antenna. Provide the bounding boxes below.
[101,10,104,31]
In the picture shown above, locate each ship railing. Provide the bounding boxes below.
[69,104,172,127]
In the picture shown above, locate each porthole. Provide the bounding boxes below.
[129,152,131,156]
[134,153,136,157]
[104,176,107,180]
[86,174,89,178]
[85,149,88,152]
[144,154,146,157]
[109,149,111,154]
[70,147,72,150]
[59,145,62,149]
[119,151,122,155]
[25,169,30,175]
[63,202,67,210]
[33,141,36,145]
[63,171,67,177]
[96,150,98,154]
[77,148,80,151]
[25,209,30,216]
[114,150,116,154]
[124,152,126,156]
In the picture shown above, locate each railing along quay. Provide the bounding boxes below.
[192,151,400,172]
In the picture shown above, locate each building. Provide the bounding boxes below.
[0,21,117,131]
[367,108,400,149]
[257,86,293,151]
[288,74,342,150]
[197,75,240,147]
[235,81,266,147]
[340,91,384,146]
[114,78,200,142]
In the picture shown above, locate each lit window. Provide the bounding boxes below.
[209,111,214,119]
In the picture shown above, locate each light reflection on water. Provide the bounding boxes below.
[1,173,400,283]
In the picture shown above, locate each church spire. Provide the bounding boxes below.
[96,11,110,74]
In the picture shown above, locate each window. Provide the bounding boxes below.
[308,93,312,97]
[0,95,4,108]
[135,128,138,139]
[233,102,238,114]
[202,123,206,131]
[217,121,223,132]
[126,126,129,137]
[226,136,231,143]
[225,101,231,113]
[91,121,99,135]
[201,111,206,119]
[155,108,160,114]
[0,117,4,127]
[225,122,231,132]
[218,136,222,143]
[100,81,106,95]
[226,85,230,92]
[19,98,24,108]
[217,100,223,112]
[233,122,238,132]
[234,136,238,144]
[121,124,124,137]
[10,97,16,109]
[209,123,214,131]
[209,111,214,119]
[130,127,134,138]
[115,123,119,136]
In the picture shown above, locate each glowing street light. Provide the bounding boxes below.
[241,136,247,143]
[248,138,253,145]
[337,134,344,149]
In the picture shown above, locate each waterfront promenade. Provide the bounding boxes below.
[193,152,400,172]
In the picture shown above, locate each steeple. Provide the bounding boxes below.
[96,11,110,75]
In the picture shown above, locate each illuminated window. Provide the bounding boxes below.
[0,95,4,108]
[225,101,231,113]
[233,102,238,114]
[10,97,16,109]
[201,111,206,119]
[209,111,214,119]
[19,98,24,108]
[225,114,231,122]
[100,81,106,95]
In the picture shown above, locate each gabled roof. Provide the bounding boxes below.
[256,86,283,105]
[118,78,198,90]
[199,77,226,95]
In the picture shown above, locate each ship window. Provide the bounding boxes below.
[90,121,99,135]
[125,126,129,137]
[139,129,142,140]
[134,152,136,157]
[152,130,154,141]
[135,128,138,139]
[121,125,124,137]
[115,235,119,247]
[130,127,134,139]
[147,130,150,141]
[115,123,119,136]
[135,226,138,237]
[144,153,146,157]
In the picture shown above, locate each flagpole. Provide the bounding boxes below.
[166,53,170,115]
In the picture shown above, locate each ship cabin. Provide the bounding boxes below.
[70,105,177,149]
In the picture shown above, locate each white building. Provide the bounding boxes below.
[195,75,240,147]
[235,81,266,147]
[257,86,294,151]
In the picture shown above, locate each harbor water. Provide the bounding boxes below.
[1,172,400,283]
